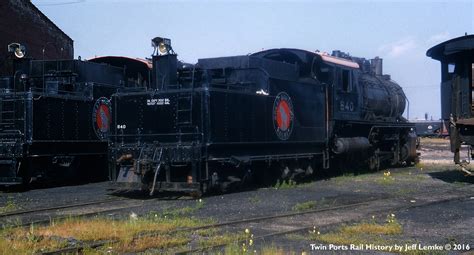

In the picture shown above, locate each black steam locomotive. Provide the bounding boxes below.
[110,37,418,195]
[0,44,149,185]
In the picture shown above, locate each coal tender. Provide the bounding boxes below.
[0,43,131,185]
[110,37,417,195]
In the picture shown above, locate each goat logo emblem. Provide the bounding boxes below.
[273,92,294,140]
[92,97,112,140]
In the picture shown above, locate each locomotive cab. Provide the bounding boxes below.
[313,52,361,121]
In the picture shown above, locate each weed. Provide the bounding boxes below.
[0,197,17,213]
[197,230,245,248]
[292,201,317,211]
[248,195,260,204]
[221,242,294,255]
[0,211,211,254]
[158,200,204,218]
[285,233,308,241]
[288,215,403,250]
[306,215,403,253]
[274,179,297,189]
[196,198,205,209]
[415,162,425,170]
[376,175,395,185]
[260,245,295,255]
[110,234,190,253]
[0,227,67,255]
[419,137,448,144]
[333,173,355,182]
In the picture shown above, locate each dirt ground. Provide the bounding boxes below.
[0,138,473,254]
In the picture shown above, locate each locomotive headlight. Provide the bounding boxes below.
[8,43,26,59]
[151,37,172,56]
[158,42,169,55]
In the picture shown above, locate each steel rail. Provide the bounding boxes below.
[10,193,191,228]
[0,198,126,218]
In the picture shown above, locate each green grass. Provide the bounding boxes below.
[292,201,317,211]
[274,179,297,189]
[288,215,403,245]
[159,199,205,218]
[376,175,396,185]
[0,197,17,214]
[248,195,260,204]
[0,196,214,254]
[196,229,245,248]
[0,208,211,254]
[221,242,295,255]
[287,215,446,255]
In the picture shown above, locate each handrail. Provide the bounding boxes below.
[110,132,203,138]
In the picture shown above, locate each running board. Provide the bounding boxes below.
[0,177,23,185]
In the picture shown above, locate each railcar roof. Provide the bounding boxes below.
[426,34,474,61]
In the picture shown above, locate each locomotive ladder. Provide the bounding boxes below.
[176,92,193,126]
[0,96,21,133]
[0,95,23,184]
[176,67,197,127]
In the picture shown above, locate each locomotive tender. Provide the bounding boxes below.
[110,37,418,194]
[0,44,148,185]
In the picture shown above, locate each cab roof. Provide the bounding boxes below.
[252,48,359,69]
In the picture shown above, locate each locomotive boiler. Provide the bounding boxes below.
[110,37,417,195]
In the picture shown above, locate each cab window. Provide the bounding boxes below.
[341,69,352,92]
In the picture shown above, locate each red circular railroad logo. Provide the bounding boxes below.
[273,92,294,140]
[92,97,111,140]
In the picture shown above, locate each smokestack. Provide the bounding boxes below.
[370,57,383,76]
[332,50,342,57]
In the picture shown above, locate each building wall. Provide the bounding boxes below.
[0,0,73,74]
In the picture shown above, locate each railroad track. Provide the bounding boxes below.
[38,187,474,255]
[0,193,191,227]
[0,198,125,218]
[0,198,146,228]
[174,194,474,254]
[39,195,387,255]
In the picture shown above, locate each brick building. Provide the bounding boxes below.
[0,0,73,74]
